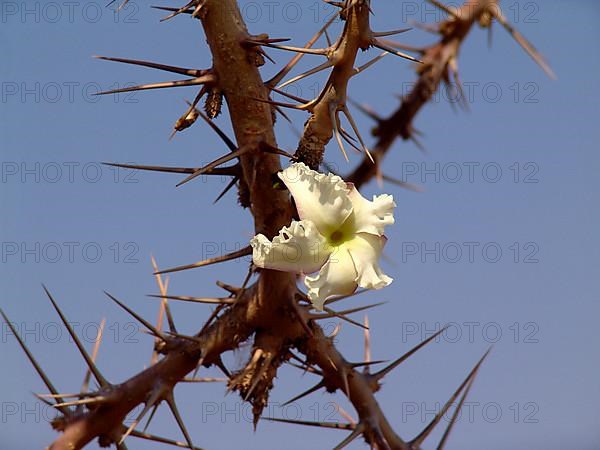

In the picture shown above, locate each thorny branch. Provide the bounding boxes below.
[2,0,552,449]
[347,0,554,187]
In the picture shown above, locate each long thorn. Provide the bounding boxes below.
[43,285,109,387]
[214,177,238,204]
[322,306,367,330]
[1,309,69,415]
[37,392,97,399]
[147,294,235,305]
[275,105,294,125]
[268,86,310,104]
[437,368,477,450]
[196,304,225,338]
[103,162,194,174]
[491,8,556,79]
[112,0,131,13]
[350,360,387,369]
[33,393,54,407]
[156,0,195,21]
[409,133,428,153]
[102,162,238,177]
[352,51,388,77]
[143,403,160,433]
[331,107,349,162]
[176,147,248,187]
[322,288,369,306]
[333,423,365,450]
[104,291,167,340]
[291,300,313,338]
[250,95,311,111]
[182,377,228,383]
[372,28,412,37]
[287,353,322,376]
[150,258,174,365]
[261,145,296,160]
[324,28,333,47]
[425,0,459,17]
[450,61,470,112]
[322,1,345,10]
[245,40,328,56]
[151,256,177,334]
[53,396,107,409]
[191,1,205,18]
[166,392,195,449]
[372,326,448,381]
[277,60,334,89]
[282,381,325,406]
[342,106,374,162]
[347,97,383,122]
[267,13,338,87]
[381,174,424,192]
[129,429,206,450]
[410,20,441,35]
[263,417,355,430]
[79,318,105,412]
[372,424,392,450]
[151,5,193,15]
[310,302,386,320]
[214,357,232,379]
[93,56,206,77]
[372,39,422,64]
[410,348,492,447]
[197,111,237,151]
[334,402,356,425]
[287,360,322,376]
[94,74,214,96]
[155,245,251,275]
[339,365,350,399]
[120,388,163,444]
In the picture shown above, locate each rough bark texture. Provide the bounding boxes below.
[46,1,415,448]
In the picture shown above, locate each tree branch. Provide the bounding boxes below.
[347,0,552,188]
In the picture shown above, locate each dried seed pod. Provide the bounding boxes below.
[204,88,223,119]
[253,51,266,67]
[173,106,200,133]
[479,9,493,28]
[237,178,251,208]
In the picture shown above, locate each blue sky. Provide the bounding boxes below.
[1,1,599,449]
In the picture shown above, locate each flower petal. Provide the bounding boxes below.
[279,162,352,236]
[304,247,358,311]
[346,233,393,290]
[347,185,396,236]
[251,220,331,274]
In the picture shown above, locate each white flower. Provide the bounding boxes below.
[250,162,395,311]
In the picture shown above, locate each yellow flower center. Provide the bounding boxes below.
[329,230,344,244]
[327,216,355,247]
